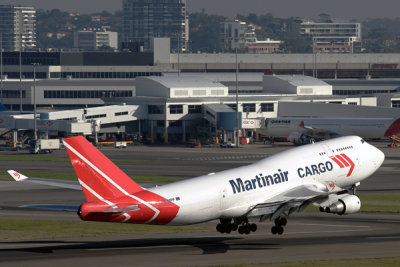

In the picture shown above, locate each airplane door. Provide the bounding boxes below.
[220,187,229,211]
[322,144,334,157]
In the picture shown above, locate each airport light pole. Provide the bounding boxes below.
[177,33,181,77]
[19,10,23,113]
[235,48,239,148]
[0,33,3,99]
[32,63,39,142]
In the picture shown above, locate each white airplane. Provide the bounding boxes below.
[9,135,384,235]
[260,117,400,145]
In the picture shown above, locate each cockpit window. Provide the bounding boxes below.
[360,139,365,144]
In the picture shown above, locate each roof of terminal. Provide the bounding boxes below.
[269,75,330,87]
[144,76,226,88]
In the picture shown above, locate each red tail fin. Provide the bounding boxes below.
[63,136,143,202]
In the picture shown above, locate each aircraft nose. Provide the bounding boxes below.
[373,147,385,169]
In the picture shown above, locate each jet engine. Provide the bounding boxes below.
[324,195,361,215]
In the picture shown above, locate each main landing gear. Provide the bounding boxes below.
[271,216,287,235]
[216,216,288,235]
[216,218,257,235]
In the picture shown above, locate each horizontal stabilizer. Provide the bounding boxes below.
[20,204,79,212]
[8,170,29,182]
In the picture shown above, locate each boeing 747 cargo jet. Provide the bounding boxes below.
[9,135,384,235]
[260,117,400,145]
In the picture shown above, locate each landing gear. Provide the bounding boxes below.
[216,218,257,235]
[271,216,287,235]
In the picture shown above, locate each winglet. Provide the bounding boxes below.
[7,170,29,182]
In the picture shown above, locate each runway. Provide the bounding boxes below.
[0,142,399,266]
[0,213,399,266]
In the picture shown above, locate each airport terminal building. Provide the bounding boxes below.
[2,71,400,144]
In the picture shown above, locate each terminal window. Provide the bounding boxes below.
[0,90,26,98]
[148,105,164,114]
[44,90,132,98]
[169,105,183,114]
[188,105,202,114]
[261,103,274,112]
[115,111,129,116]
[242,103,256,113]
[392,100,400,108]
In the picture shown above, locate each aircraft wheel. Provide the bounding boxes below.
[216,223,224,233]
[271,226,278,235]
[244,226,251,235]
[231,224,238,231]
[277,226,284,235]
[238,225,244,234]
[250,223,257,232]
[224,224,232,234]
[279,217,287,226]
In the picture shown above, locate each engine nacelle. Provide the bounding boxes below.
[325,195,361,215]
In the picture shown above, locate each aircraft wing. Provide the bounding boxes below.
[7,170,82,190]
[299,122,351,137]
[246,181,344,221]
[301,124,351,138]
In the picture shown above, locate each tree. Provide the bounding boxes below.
[189,13,226,52]
[281,37,312,53]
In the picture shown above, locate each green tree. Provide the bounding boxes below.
[281,37,312,53]
[189,13,226,52]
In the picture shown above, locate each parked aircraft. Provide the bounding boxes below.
[260,117,400,145]
[9,135,384,235]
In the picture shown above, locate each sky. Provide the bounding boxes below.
[2,0,400,20]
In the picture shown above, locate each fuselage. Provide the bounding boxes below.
[149,136,384,225]
[260,117,400,138]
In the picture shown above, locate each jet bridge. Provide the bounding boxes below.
[203,104,242,131]
[1,105,146,145]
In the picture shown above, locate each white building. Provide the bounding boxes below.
[74,29,118,51]
[263,75,332,95]
[220,20,257,51]
[247,39,283,54]
[3,74,400,144]
[300,20,361,53]
[0,5,36,51]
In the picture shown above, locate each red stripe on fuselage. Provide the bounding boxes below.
[335,154,350,167]
[340,153,355,177]
[331,156,345,168]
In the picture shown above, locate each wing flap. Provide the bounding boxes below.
[247,182,338,219]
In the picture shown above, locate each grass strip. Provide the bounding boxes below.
[358,192,400,213]
[202,256,400,267]
[0,155,69,162]
[0,219,209,241]
[0,155,150,163]
[0,171,187,183]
